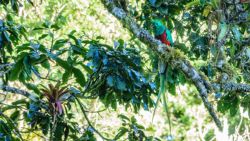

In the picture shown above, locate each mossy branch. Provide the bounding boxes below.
[100,0,223,130]
[218,82,250,93]
[0,85,38,101]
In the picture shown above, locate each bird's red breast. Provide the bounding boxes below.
[155,30,171,46]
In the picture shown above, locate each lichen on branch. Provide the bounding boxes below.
[101,0,223,130]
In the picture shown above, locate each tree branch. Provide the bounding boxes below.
[0,63,14,77]
[0,85,38,101]
[74,96,113,141]
[220,82,250,93]
[101,0,223,130]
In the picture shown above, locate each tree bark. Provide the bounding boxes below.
[0,85,38,101]
[100,0,223,130]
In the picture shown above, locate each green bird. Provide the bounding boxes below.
[152,19,173,76]
[152,19,174,46]
[151,19,173,135]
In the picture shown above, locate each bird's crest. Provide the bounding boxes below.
[152,19,165,36]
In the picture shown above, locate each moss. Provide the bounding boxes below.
[169,48,186,61]
[222,63,235,78]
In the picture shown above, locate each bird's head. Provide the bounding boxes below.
[151,19,165,36]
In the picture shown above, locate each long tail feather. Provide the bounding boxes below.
[152,72,172,136]
[152,73,165,121]
[163,87,172,136]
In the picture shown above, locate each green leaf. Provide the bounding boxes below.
[0,120,11,134]
[16,43,31,52]
[131,116,136,123]
[23,56,31,72]
[135,123,145,129]
[68,30,76,36]
[33,27,45,30]
[185,0,200,9]
[203,5,212,17]
[211,45,217,56]
[27,0,34,6]
[62,70,72,83]
[232,26,241,42]
[3,31,13,53]
[211,0,219,8]
[246,48,250,59]
[10,111,20,122]
[117,78,126,91]
[168,82,176,95]
[40,117,50,135]
[177,72,186,84]
[51,23,60,30]
[64,125,69,141]
[230,107,238,117]
[9,59,24,81]
[241,95,250,118]
[55,57,71,70]
[111,98,117,109]
[107,75,114,87]
[38,34,48,40]
[96,36,105,40]
[204,129,215,141]
[24,83,40,94]
[11,99,27,105]
[52,39,68,50]
[54,122,64,140]
[11,1,18,12]
[41,59,50,69]
[68,34,78,44]
[149,0,157,6]
[3,31,11,42]
[217,100,229,113]
[72,68,85,87]
[200,0,206,5]
[114,127,128,140]
[217,22,228,42]
[81,64,93,74]
[118,114,130,121]
[230,41,236,57]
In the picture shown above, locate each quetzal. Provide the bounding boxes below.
[152,19,173,47]
[152,19,173,75]
[151,19,173,134]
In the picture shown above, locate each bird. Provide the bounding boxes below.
[151,19,173,135]
[152,19,173,79]
[152,19,173,47]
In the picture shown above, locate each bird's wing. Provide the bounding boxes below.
[166,29,174,45]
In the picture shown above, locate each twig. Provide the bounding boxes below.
[0,85,49,110]
[74,96,113,141]
[0,85,38,101]
[221,82,250,93]
[0,113,24,141]
[0,63,14,69]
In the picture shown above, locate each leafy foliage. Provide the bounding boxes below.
[115,114,160,141]
[0,0,249,140]
[85,42,156,111]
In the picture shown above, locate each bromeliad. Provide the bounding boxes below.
[40,83,69,116]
